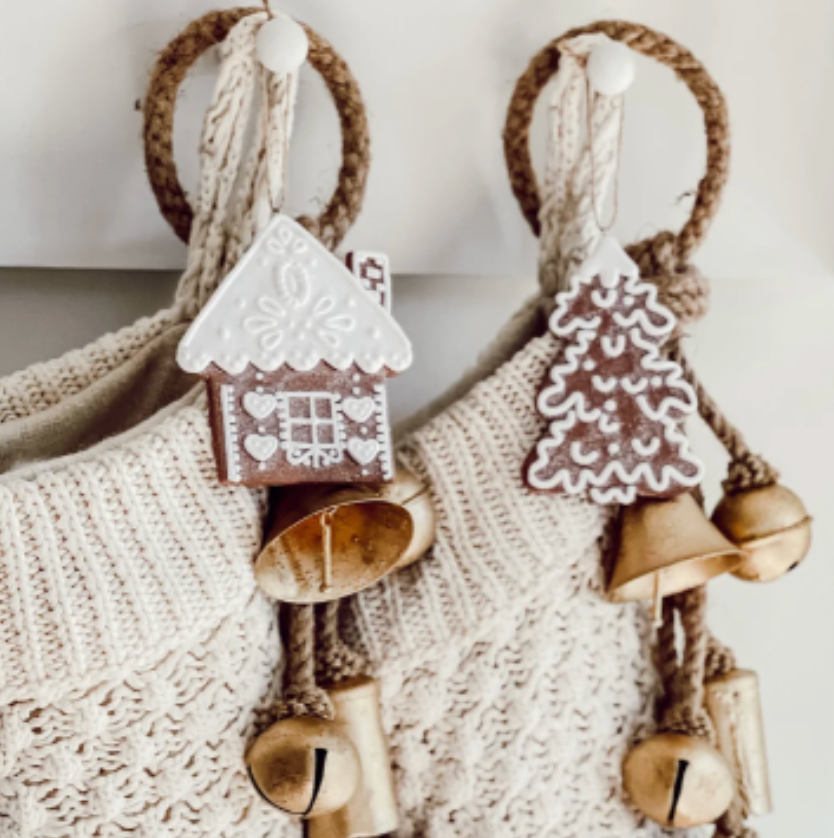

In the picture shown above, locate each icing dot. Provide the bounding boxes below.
[257,386,264,393]
[236,297,247,309]
[348,298,358,309]
[353,388,362,396]
[608,443,620,455]
[623,295,635,307]
[583,360,595,371]
[604,399,617,412]
[258,426,266,434]
[256,373,264,381]
[362,469,369,476]
[361,427,368,436]
[352,374,361,383]
[651,376,663,387]
[219,327,231,341]
[368,327,381,340]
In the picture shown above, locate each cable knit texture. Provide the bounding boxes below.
[345,333,666,838]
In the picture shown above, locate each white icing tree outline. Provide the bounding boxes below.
[527,236,704,505]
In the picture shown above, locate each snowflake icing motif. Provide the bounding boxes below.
[244,259,356,352]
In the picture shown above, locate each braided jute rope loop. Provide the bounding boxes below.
[670,347,780,493]
[143,7,370,251]
[504,19,729,299]
[275,604,334,721]
[316,600,368,687]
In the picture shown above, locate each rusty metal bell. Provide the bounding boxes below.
[712,483,812,583]
[308,677,399,838]
[608,493,744,615]
[256,466,435,603]
[247,716,361,818]
[623,733,735,828]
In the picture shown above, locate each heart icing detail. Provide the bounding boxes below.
[244,434,279,462]
[342,397,375,424]
[243,392,278,420]
[347,438,380,466]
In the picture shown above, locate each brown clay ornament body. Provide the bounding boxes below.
[526,236,703,504]
[178,215,412,486]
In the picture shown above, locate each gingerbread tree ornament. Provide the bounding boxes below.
[526,236,704,504]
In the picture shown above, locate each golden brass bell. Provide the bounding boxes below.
[623,733,735,828]
[247,716,361,818]
[256,466,435,603]
[308,677,399,838]
[712,483,812,583]
[607,493,744,619]
[705,669,772,818]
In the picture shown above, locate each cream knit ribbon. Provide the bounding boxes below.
[538,34,623,298]
[174,12,299,319]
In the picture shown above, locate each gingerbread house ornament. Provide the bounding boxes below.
[177,215,413,487]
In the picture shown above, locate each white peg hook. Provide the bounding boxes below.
[256,12,309,76]
[587,40,636,97]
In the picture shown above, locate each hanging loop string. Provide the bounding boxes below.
[143,8,370,255]
[538,34,625,300]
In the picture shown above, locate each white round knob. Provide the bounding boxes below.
[586,41,636,97]
[256,13,309,76]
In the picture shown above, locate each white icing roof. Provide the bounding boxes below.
[178,215,413,376]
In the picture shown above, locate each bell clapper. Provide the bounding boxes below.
[320,509,335,594]
[652,573,664,628]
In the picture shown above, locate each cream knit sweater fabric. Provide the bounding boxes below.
[0,313,664,838]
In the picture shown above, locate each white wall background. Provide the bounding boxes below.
[0,1,832,837]
[0,0,833,277]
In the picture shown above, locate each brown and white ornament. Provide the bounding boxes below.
[526,236,703,504]
[177,215,413,486]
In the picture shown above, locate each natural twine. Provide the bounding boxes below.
[274,605,335,721]
[316,600,369,686]
[503,19,779,492]
[143,7,370,253]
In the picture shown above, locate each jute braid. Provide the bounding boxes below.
[503,20,780,489]
[143,7,370,252]
[671,346,780,493]
[274,604,334,721]
[316,600,369,686]
[657,587,715,743]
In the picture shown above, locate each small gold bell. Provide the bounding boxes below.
[608,493,744,620]
[712,484,812,582]
[256,467,435,603]
[623,733,735,828]
[705,669,772,818]
[308,677,399,838]
[247,716,361,818]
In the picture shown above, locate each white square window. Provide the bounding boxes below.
[279,393,345,469]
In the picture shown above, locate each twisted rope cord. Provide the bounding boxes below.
[657,587,716,743]
[143,8,370,255]
[275,605,334,721]
[316,600,368,686]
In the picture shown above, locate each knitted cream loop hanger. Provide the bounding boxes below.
[503,19,779,494]
[143,7,370,257]
[174,12,298,318]
[539,34,625,298]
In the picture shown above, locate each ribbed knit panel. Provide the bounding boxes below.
[350,334,667,838]
[0,324,296,835]
[0,309,177,423]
